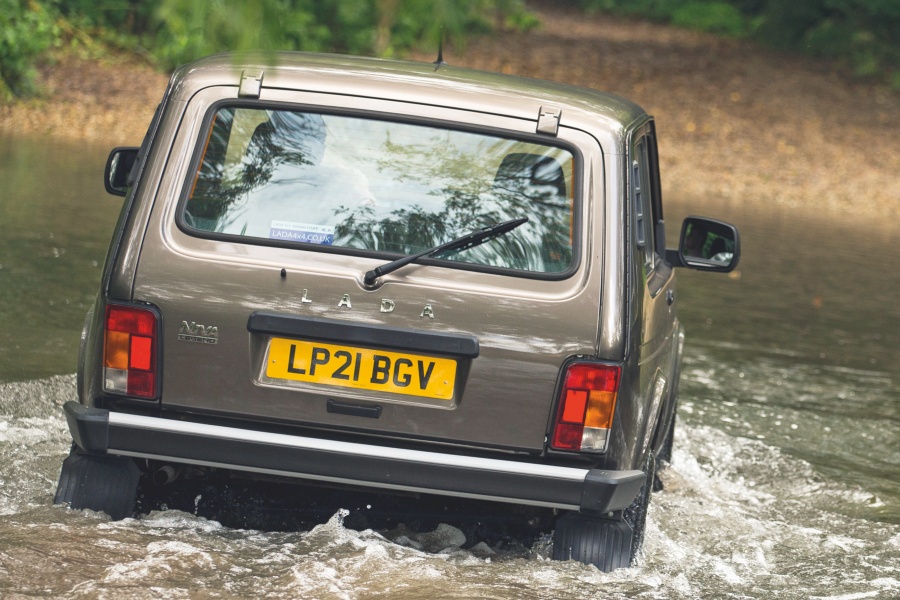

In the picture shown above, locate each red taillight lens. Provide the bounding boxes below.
[551,363,621,452]
[103,305,158,399]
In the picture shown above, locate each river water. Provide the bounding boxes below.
[1,134,898,598]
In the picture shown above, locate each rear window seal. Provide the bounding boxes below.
[174,98,584,282]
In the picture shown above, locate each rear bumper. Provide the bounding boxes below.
[64,401,644,513]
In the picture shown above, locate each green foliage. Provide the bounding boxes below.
[52,0,155,56]
[575,0,898,85]
[150,0,534,68]
[751,1,823,48]
[577,0,675,20]
[151,0,332,68]
[0,0,59,99]
[577,0,748,35]
[754,0,899,83]
[55,0,154,31]
[672,2,745,37]
[0,0,534,98]
[6,0,893,96]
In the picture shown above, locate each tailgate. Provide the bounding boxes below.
[130,102,604,453]
[133,257,600,452]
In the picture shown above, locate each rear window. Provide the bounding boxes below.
[183,106,577,274]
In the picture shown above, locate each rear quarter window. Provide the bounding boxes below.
[181,105,578,275]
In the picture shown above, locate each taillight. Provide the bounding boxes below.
[103,304,159,399]
[551,362,621,452]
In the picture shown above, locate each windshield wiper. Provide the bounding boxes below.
[363,217,528,285]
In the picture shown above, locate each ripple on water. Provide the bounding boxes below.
[0,375,898,599]
[0,376,72,516]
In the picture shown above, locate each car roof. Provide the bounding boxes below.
[170,52,648,144]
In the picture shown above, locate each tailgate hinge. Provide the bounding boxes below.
[537,106,562,136]
[239,69,265,98]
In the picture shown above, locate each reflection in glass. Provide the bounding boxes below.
[681,217,737,266]
[185,107,577,274]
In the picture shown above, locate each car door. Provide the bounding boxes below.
[630,121,678,456]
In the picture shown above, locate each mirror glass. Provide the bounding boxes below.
[104,147,139,196]
[680,217,738,268]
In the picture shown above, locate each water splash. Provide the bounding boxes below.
[1,375,898,599]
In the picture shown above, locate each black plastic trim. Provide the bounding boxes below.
[581,469,644,514]
[327,399,382,419]
[110,425,587,507]
[62,401,645,512]
[64,401,109,453]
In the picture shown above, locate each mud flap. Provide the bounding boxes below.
[54,450,140,520]
[551,513,634,572]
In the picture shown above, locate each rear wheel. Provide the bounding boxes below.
[552,453,656,571]
[654,412,676,491]
[624,452,655,563]
[54,447,140,520]
[656,412,676,465]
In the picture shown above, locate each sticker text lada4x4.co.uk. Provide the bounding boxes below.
[269,221,335,245]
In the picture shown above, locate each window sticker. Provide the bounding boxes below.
[269,221,335,245]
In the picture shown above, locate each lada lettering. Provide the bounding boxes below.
[292,290,435,319]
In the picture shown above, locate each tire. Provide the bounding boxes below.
[653,413,675,492]
[656,412,676,465]
[552,453,656,571]
[624,452,655,563]
[54,447,140,520]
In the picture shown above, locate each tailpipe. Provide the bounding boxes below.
[152,465,181,486]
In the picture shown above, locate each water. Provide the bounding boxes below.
[1,135,898,598]
[0,135,121,382]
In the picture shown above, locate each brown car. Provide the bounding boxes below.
[55,52,739,571]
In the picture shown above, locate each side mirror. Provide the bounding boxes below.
[104,147,139,196]
[668,216,741,272]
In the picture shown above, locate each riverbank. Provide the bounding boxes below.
[0,54,165,145]
[2,4,897,225]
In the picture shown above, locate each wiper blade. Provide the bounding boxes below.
[363,217,528,285]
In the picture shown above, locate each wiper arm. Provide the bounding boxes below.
[363,217,528,286]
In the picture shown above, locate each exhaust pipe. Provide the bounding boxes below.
[152,465,181,486]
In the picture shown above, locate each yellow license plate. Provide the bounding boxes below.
[266,338,457,400]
